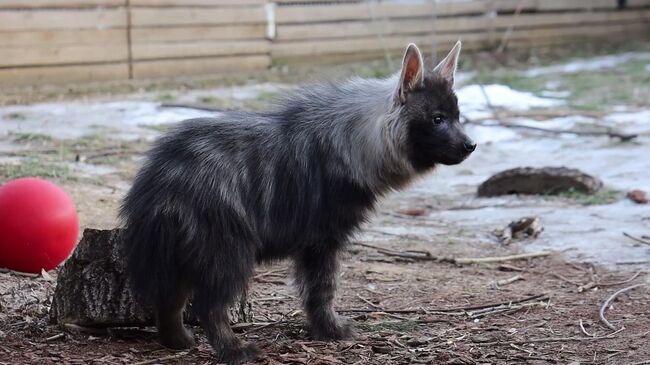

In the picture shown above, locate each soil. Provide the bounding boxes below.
[1,182,649,364]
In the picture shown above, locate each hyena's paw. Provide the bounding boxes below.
[310,316,353,341]
[218,342,262,365]
[158,327,196,350]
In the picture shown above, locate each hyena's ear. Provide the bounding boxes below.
[396,43,424,104]
[433,40,462,86]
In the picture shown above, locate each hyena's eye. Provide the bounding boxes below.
[433,115,445,125]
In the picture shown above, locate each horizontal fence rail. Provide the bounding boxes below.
[0,0,649,86]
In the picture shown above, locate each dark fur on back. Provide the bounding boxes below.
[120,43,474,364]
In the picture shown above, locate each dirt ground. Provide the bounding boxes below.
[1,41,650,364]
[1,195,649,364]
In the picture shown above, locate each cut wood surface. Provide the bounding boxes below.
[477,167,604,197]
[51,229,251,327]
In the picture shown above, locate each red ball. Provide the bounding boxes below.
[0,178,79,273]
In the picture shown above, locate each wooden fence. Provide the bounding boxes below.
[1,0,649,86]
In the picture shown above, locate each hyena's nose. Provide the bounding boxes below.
[463,139,477,153]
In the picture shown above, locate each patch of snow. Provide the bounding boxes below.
[457,84,564,119]
[464,124,519,144]
[513,115,597,130]
[539,90,571,98]
[604,110,650,134]
[0,101,215,140]
[524,52,650,77]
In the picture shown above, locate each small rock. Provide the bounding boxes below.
[627,189,648,204]
[494,216,543,244]
[478,166,602,197]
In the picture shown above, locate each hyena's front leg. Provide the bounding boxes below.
[295,246,352,340]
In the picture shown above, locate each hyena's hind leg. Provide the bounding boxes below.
[295,246,352,340]
[155,279,195,350]
[192,249,260,364]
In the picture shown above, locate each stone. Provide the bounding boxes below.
[478,167,603,197]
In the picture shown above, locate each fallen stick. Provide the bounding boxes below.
[453,251,552,264]
[579,319,595,337]
[616,260,650,265]
[623,232,650,246]
[355,242,552,264]
[476,327,629,346]
[599,270,643,287]
[494,274,523,287]
[160,103,225,112]
[468,300,548,319]
[339,293,547,315]
[599,283,647,331]
[461,113,638,141]
[0,268,39,278]
[44,333,65,342]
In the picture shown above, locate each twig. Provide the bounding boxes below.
[62,323,108,335]
[44,333,65,342]
[461,113,637,141]
[160,103,224,112]
[623,232,650,246]
[131,352,190,365]
[496,0,525,53]
[0,268,39,278]
[355,242,551,264]
[551,273,584,286]
[84,149,145,161]
[476,328,628,346]
[468,300,548,319]
[616,260,650,265]
[579,319,595,337]
[599,284,647,331]
[356,294,382,309]
[454,251,551,264]
[493,274,523,287]
[599,270,643,287]
[339,293,547,314]
[578,282,597,293]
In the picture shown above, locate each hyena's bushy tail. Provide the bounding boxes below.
[120,185,186,307]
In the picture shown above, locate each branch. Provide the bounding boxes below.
[355,242,551,264]
[462,113,637,141]
[599,283,647,331]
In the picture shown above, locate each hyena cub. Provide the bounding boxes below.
[121,41,475,364]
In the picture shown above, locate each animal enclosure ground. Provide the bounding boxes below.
[1,41,650,364]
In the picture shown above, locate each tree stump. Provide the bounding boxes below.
[50,228,251,327]
[477,167,603,197]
